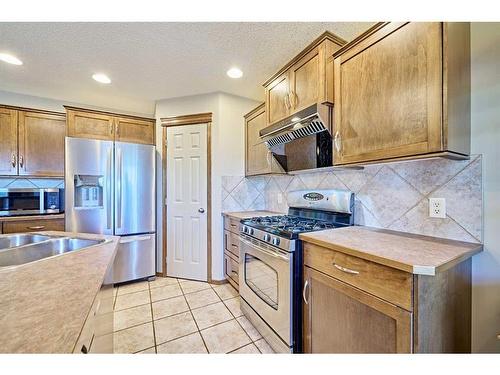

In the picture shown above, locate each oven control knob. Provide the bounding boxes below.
[272,237,280,246]
[242,226,248,234]
[264,233,271,242]
[249,228,254,235]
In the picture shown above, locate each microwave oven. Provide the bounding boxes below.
[0,188,64,217]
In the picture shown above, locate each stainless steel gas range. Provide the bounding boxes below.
[238,189,354,353]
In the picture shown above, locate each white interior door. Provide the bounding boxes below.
[166,123,208,281]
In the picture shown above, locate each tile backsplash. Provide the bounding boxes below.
[0,177,64,189]
[222,155,482,243]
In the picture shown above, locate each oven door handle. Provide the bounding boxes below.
[240,236,290,261]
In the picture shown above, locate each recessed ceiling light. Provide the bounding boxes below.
[92,73,111,84]
[227,67,243,79]
[0,53,23,65]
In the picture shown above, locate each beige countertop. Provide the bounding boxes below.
[300,226,483,276]
[0,213,65,222]
[222,210,278,220]
[0,231,119,353]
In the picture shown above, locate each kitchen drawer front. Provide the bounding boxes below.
[224,251,239,290]
[303,242,413,311]
[2,218,65,234]
[224,216,241,234]
[224,230,240,260]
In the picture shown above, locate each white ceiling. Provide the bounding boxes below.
[0,22,373,115]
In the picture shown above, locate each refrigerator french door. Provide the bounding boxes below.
[65,137,156,284]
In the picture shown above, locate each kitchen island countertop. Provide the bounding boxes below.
[0,231,119,353]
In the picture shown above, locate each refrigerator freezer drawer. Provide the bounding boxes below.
[113,234,156,284]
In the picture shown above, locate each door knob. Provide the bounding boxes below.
[198,208,205,213]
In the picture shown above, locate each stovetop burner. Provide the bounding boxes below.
[241,214,344,239]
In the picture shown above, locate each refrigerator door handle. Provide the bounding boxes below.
[120,235,153,243]
[106,147,112,229]
[117,147,122,229]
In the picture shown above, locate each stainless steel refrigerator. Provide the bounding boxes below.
[65,137,156,284]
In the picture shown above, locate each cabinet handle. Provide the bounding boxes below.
[19,155,24,168]
[333,263,359,275]
[231,270,238,277]
[110,124,114,135]
[81,344,88,354]
[289,91,297,109]
[231,244,238,248]
[27,225,45,230]
[334,131,342,153]
[11,153,16,168]
[284,93,291,110]
[302,280,309,305]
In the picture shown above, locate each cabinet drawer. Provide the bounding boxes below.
[2,218,65,234]
[224,230,240,259]
[303,242,413,311]
[224,252,239,290]
[224,216,241,234]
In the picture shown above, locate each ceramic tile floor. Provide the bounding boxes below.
[112,277,275,354]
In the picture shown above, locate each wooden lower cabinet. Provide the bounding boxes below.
[224,252,239,290]
[303,266,412,353]
[223,215,241,290]
[302,242,472,353]
[2,217,65,234]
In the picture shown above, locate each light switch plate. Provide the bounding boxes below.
[429,198,446,218]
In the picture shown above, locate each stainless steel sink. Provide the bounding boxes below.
[0,234,52,250]
[0,237,105,267]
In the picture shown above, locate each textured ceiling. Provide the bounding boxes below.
[0,22,374,114]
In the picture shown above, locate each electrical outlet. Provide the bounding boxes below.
[429,198,446,218]
[277,193,283,204]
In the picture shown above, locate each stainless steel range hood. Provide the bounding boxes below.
[258,104,333,172]
[259,103,332,148]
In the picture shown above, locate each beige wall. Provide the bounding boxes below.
[470,22,500,353]
[154,92,259,279]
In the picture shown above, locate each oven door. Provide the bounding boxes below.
[239,234,292,346]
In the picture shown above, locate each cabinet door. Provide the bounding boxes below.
[0,108,18,175]
[289,47,321,112]
[245,106,273,176]
[333,22,443,165]
[115,116,155,145]
[303,266,412,353]
[18,111,66,176]
[2,217,65,233]
[67,109,115,141]
[265,72,290,125]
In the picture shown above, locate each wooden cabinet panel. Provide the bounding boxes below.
[334,22,443,165]
[66,109,114,141]
[289,48,320,112]
[2,217,65,233]
[224,230,240,260]
[304,242,413,310]
[244,104,284,176]
[303,266,412,353]
[224,216,241,234]
[265,73,290,125]
[0,108,18,176]
[115,116,155,145]
[224,252,239,290]
[18,111,66,176]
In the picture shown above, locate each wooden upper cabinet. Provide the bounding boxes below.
[66,108,115,141]
[66,107,155,145]
[18,110,66,176]
[0,108,18,176]
[115,116,155,145]
[265,72,290,125]
[303,266,412,353]
[245,104,284,176]
[333,22,471,165]
[263,32,346,126]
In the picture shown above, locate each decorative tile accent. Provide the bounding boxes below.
[231,179,260,209]
[0,178,64,189]
[221,176,244,193]
[357,166,423,227]
[221,155,483,243]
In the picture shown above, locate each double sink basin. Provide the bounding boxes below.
[0,234,105,268]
